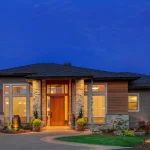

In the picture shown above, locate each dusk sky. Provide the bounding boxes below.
[0,0,150,74]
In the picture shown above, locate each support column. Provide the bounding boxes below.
[42,80,47,126]
[32,80,41,118]
[75,79,84,117]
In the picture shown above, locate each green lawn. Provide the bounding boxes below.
[55,134,149,147]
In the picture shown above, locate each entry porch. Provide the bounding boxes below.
[32,79,85,127]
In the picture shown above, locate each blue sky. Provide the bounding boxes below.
[0,0,150,74]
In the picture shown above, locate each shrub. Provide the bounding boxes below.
[102,129,115,133]
[137,120,150,134]
[32,119,42,127]
[77,118,86,125]
[78,108,84,118]
[122,130,135,137]
[33,110,39,119]
[21,123,32,130]
[138,120,146,128]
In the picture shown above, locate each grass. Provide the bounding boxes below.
[55,134,150,147]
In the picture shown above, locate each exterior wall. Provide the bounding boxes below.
[32,80,41,118]
[107,82,128,114]
[0,77,27,113]
[0,113,4,124]
[42,80,46,126]
[128,89,150,128]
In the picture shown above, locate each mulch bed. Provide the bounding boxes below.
[0,130,31,134]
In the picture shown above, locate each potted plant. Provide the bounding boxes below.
[77,118,86,131]
[32,119,42,132]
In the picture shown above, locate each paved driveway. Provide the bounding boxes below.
[0,131,144,150]
[0,131,97,150]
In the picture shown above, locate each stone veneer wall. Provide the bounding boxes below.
[92,114,129,130]
[75,79,84,117]
[42,80,47,126]
[32,80,41,118]
[106,114,129,129]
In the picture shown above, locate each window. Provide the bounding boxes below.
[13,85,26,94]
[4,86,9,94]
[47,84,68,94]
[92,96,106,123]
[84,96,88,117]
[92,84,105,92]
[3,84,31,123]
[128,94,139,112]
[13,97,27,122]
[4,97,9,123]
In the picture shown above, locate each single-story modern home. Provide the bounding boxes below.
[0,63,150,129]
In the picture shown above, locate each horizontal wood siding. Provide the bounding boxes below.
[107,82,128,114]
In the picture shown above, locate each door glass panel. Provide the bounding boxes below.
[51,84,64,94]
[47,96,51,125]
[47,85,51,94]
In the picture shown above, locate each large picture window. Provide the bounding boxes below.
[13,97,27,122]
[3,84,32,123]
[72,83,107,124]
[92,95,106,123]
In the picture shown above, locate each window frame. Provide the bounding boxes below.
[128,93,140,112]
[3,83,32,123]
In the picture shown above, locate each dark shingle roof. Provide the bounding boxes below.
[0,63,141,80]
[129,75,150,89]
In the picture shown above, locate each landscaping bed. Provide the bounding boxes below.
[55,134,150,147]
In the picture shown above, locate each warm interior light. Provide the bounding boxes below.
[92,87,99,90]
[6,102,9,104]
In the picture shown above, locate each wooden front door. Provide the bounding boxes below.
[50,96,65,126]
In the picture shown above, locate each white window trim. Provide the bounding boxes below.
[128,93,140,112]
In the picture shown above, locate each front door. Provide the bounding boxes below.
[50,96,65,126]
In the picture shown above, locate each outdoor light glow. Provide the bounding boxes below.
[145,139,150,143]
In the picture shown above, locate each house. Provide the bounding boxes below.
[0,63,150,129]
